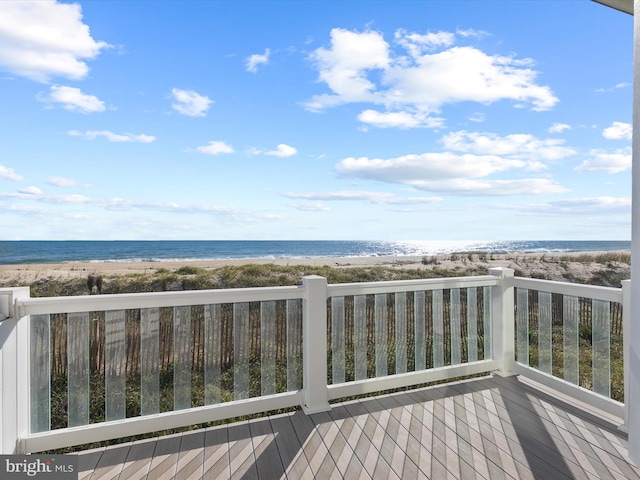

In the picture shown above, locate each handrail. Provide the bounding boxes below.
[327,274,498,296]
[15,284,305,317]
[511,277,622,303]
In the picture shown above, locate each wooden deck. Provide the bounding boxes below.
[75,375,639,479]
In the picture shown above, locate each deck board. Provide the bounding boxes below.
[72,375,638,479]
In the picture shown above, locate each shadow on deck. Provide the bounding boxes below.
[77,375,639,479]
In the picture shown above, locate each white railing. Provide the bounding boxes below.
[0,268,629,454]
[511,276,626,419]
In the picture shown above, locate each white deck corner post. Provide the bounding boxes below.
[489,267,515,376]
[628,0,640,464]
[301,275,331,414]
[622,279,631,432]
[0,287,31,454]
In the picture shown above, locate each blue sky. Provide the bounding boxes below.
[0,0,633,241]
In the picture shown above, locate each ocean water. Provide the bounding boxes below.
[0,240,631,265]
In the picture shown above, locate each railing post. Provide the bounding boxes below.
[623,279,631,432]
[301,275,331,414]
[489,268,515,376]
[0,287,31,454]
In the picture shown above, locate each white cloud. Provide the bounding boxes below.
[47,176,76,187]
[467,112,485,123]
[306,29,390,111]
[41,85,105,113]
[410,178,568,196]
[549,123,571,134]
[574,148,631,173]
[455,28,491,39]
[493,197,630,215]
[603,121,632,140]
[289,202,331,212]
[266,144,298,157]
[357,110,444,129]
[19,186,42,195]
[550,197,630,212]
[0,0,110,82]
[68,130,156,143]
[246,48,271,73]
[171,88,212,117]
[305,28,557,128]
[394,29,455,56]
[195,140,234,155]
[282,190,442,204]
[335,130,573,196]
[0,165,24,182]
[441,131,577,162]
[595,82,631,93]
[337,153,526,183]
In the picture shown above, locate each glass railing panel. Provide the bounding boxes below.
[483,286,492,360]
[140,307,160,415]
[286,299,302,391]
[261,301,277,395]
[68,312,90,427]
[233,302,249,400]
[105,310,126,421]
[433,290,444,368]
[174,306,192,410]
[414,291,426,371]
[204,304,222,405]
[516,288,529,365]
[450,289,461,366]
[331,297,345,384]
[467,288,478,363]
[395,293,407,374]
[353,295,367,381]
[30,313,51,433]
[375,293,388,377]
[563,295,579,385]
[538,292,552,375]
[592,299,611,397]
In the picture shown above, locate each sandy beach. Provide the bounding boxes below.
[0,251,631,287]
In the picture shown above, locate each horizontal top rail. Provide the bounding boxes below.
[511,277,622,303]
[16,284,305,317]
[327,275,499,296]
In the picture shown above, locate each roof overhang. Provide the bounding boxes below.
[592,0,633,15]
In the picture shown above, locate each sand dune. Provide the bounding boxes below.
[0,251,630,288]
